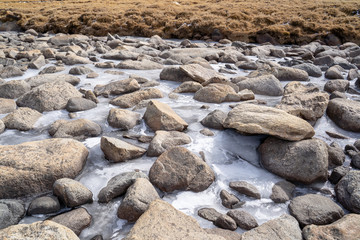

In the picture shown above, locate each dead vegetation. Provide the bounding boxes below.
[1,0,360,44]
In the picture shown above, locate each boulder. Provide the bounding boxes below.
[94,78,140,97]
[220,189,244,209]
[143,100,188,131]
[180,64,222,83]
[327,98,360,132]
[0,138,88,199]
[116,59,163,70]
[223,104,315,141]
[49,119,101,140]
[335,170,360,213]
[107,108,141,130]
[293,63,322,77]
[149,147,215,192]
[0,199,25,230]
[259,137,328,184]
[0,220,79,240]
[204,228,242,240]
[324,80,349,93]
[328,142,345,167]
[110,88,163,108]
[194,84,241,103]
[0,98,16,114]
[39,66,65,75]
[325,66,344,79]
[66,97,97,112]
[329,166,349,184]
[270,180,295,203]
[2,107,42,131]
[173,81,203,93]
[348,69,359,80]
[147,130,191,157]
[100,136,146,162]
[102,51,139,60]
[59,54,91,65]
[27,196,61,215]
[48,34,89,46]
[0,66,23,79]
[229,181,261,199]
[0,120,4,134]
[271,66,309,81]
[117,178,160,222]
[17,80,82,112]
[29,55,46,69]
[69,66,93,75]
[198,208,222,222]
[49,208,91,236]
[98,171,148,203]
[160,66,194,82]
[227,210,258,230]
[236,75,283,96]
[25,74,80,88]
[289,194,344,227]
[201,109,227,130]
[0,80,31,99]
[214,214,237,231]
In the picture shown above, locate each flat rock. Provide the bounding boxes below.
[2,107,42,131]
[94,78,140,97]
[107,108,141,130]
[194,83,241,103]
[160,66,194,82]
[69,66,93,75]
[180,64,222,83]
[335,170,360,213]
[271,66,309,81]
[116,59,163,70]
[0,98,16,114]
[0,80,31,99]
[0,138,88,198]
[48,34,89,46]
[25,74,80,88]
[223,103,315,141]
[327,98,360,132]
[149,147,215,192]
[236,74,283,96]
[198,208,222,222]
[293,63,322,77]
[27,196,61,215]
[201,109,227,130]
[66,97,97,112]
[0,199,25,230]
[49,119,101,140]
[227,210,258,230]
[270,180,296,203]
[147,130,191,157]
[110,88,163,108]
[100,136,146,162]
[229,181,261,199]
[49,208,91,236]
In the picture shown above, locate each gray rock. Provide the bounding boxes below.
[214,214,237,231]
[227,210,258,230]
[325,79,350,93]
[271,66,309,81]
[116,59,163,70]
[327,98,360,132]
[328,142,345,167]
[173,81,203,93]
[236,74,283,96]
[200,128,214,136]
[329,166,349,184]
[325,66,344,79]
[0,199,25,230]
[66,97,97,112]
[2,107,42,131]
[347,69,359,80]
[0,80,31,99]
[94,78,140,97]
[180,64,222,83]
[352,153,360,169]
[160,66,194,82]
[314,55,334,66]
[49,119,101,140]
[147,130,191,157]
[198,208,222,222]
[0,66,23,78]
[29,55,46,69]
[95,61,115,68]
[201,109,227,130]
[25,74,80,88]
[49,208,91,236]
[194,84,241,103]
[236,61,258,70]
[0,98,16,114]
[229,181,261,199]
[110,88,163,108]
[48,34,89,46]
[58,54,91,65]
[220,189,244,209]
[39,66,65,74]
[27,196,60,215]
[69,66,93,75]
[335,170,360,213]
[270,180,295,203]
[330,90,347,99]
[107,108,141,130]
[293,63,322,77]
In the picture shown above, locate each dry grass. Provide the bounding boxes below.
[1,0,360,44]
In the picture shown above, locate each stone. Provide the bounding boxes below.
[69,66,93,75]
[229,181,261,199]
[220,189,244,209]
[49,119,101,140]
[116,59,163,70]
[329,166,349,184]
[214,214,237,231]
[173,81,203,93]
[102,51,139,60]
[147,130,191,157]
[25,74,80,88]
[29,55,46,69]
[293,63,322,77]
[0,66,23,78]
[348,69,359,80]
[236,61,258,70]
[0,80,31,99]
[48,34,89,46]
[302,214,360,240]
[0,220,79,240]
[100,136,146,162]
[204,228,241,240]
[200,128,214,136]
[241,214,302,240]
[149,147,215,193]
[0,98,16,114]
[259,137,328,184]
[194,84,241,103]
[110,88,163,108]
[49,208,91,236]
[39,66,65,74]
[223,104,315,141]
[352,153,360,169]
[335,170,360,213]
[324,80,349,93]
[160,66,194,82]
[180,64,222,83]
[94,78,140,97]
[123,200,225,240]
[0,199,25,230]
[17,80,82,112]
[98,171,148,203]
[66,97,97,112]
[270,180,296,203]
[117,178,160,222]
[327,98,360,132]
[325,66,344,79]
[53,178,93,208]
[107,108,141,130]
[0,120,4,134]
[198,208,222,222]
[2,107,42,131]
[58,54,91,65]
[227,210,258,230]
[143,100,188,131]
[236,74,283,96]
[289,194,344,227]
[0,138,88,199]
[201,109,227,130]
[271,66,309,81]
[27,196,61,215]
[328,142,345,167]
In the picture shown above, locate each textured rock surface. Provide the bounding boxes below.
[2,107,42,131]
[270,180,295,203]
[27,196,61,215]
[107,108,141,130]
[194,83,241,103]
[198,208,222,222]
[0,98,16,114]
[201,109,227,130]
[327,98,360,132]
[236,74,283,96]
[49,119,101,140]
[110,88,163,108]
[147,130,191,157]
[335,170,360,213]
[66,97,97,112]
[214,214,237,231]
[180,64,222,83]
[229,181,261,199]
[25,74,80,88]
[0,199,25,230]
[0,80,30,99]
[93,78,140,97]
[227,210,258,230]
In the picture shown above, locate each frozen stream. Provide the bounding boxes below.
[1,35,360,239]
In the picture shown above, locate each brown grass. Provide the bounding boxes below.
[1,0,360,44]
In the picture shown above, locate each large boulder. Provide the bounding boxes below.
[335,170,360,213]
[49,208,91,236]
[93,78,140,97]
[271,66,309,81]
[107,108,141,130]
[236,74,283,96]
[0,66,23,79]
[147,130,191,157]
[160,66,194,82]
[2,107,42,131]
[194,84,241,103]
[149,147,215,192]
[259,137,328,184]
[110,88,163,108]
[223,104,315,141]
[17,80,82,112]
[66,97,96,112]
[25,74,80,88]
[0,220,79,240]
[0,98,16,114]
[123,199,225,240]
[0,199,25,230]
[289,194,344,227]
[143,100,188,131]
[0,138,88,198]
[49,119,101,140]
[0,80,31,99]
[327,98,360,132]
[180,64,222,83]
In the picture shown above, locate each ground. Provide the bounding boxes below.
[0,0,360,44]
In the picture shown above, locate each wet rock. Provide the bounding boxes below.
[98,171,148,203]
[328,142,345,167]
[123,199,225,240]
[0,138,88,199]
[289,194,344,227]
[229,181,261,199]
[327,98,360,132]
[173,81,203,93]
[214,214,237,231]
[220,189,244,209]
[94,78,140,97]
[117,178,160,222]
[335,170,360,213]
[149,147,215,193]
[110,88,163,108]
[302,213,360,240]
[324,80,349,93]
[0,220,79,240]
[49,208,91,236]
[29,55,45,69]
[259,137,328,184]
[0,199,25,229]
[223,103,315,141]
[293,63,322,77]
[49,119,101,140]
[25,74,80,88]
[236,74,283,96]
[201,109,227,130]
[329,166,349,184]
[27,196,61,215]
[0,66,23,78]
[200,128,214,136]
[0,98,16,114]
[159,66,194,82]
[147,130,191,157]
[0,80,31,99]
[271,66,309,81]
[198,208,222,222]
[180,64,222,83]
[66,97,96,112]
[270,180,295,203]
[17,80,82,112]
[69,66,93,75]
[53,178,93,208]
[107,108,141,130]
[241,214,302,240]
[194,84,241,103]
[2,107,41,131]
[116,59,163,70]
[227,210,258,230]
[325,66,344,79]
[100,136,146,162]
[143,100,188,131]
